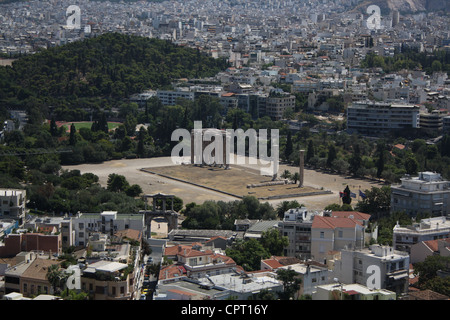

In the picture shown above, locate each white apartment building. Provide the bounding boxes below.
[346,100,420,135]
[393,216,450,254]
[312,283,396,300]
[156,89,195,106]
[0,189,26,223]
[73,211,145,246]
[390,172,450,216]
[332,245,410,295]
[279,207,322,260]
[278,263,329,296]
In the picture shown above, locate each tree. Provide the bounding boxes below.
[326,144,337,169]
[276,268,302,300]
[260,229,289,256]
[281,169,291,180]
[69,123,76,146]
[306,140,314,164]
[404,155,419,175]
[225,239,270,271]
[355,186,391,218]
[285,130,293,161]
[276,200,302,219]
[46,264,68,295]
[414,255,450,291]
[50,117,58,137]
[125,184,143,197]
[349,144,362,176]
[292,172,300,185]
[107,173,130,193]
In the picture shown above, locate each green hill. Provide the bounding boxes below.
[0,33,228,121]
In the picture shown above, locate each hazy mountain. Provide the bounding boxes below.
[350,0,449,13]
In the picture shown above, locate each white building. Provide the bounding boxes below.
[156,89,195,106]
[332,245,410,295]
[390,172,450,216]
[312,283,396,300]
[347,100,420,135]
[73,211,145,246]
[0,189,26,223]
[393,216,450,254]
[278,262,329,296]
[279,207,322,259]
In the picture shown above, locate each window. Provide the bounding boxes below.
[320,232,324,239]
[338,230,343,238]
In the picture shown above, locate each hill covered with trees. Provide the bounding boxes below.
[0,32,228,121]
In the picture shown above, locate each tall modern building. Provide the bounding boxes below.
[390,172,450,217]
[347,101,420,135]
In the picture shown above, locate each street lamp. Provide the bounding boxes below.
[333,277,344,300]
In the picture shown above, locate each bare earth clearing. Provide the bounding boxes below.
[62,157,384,211]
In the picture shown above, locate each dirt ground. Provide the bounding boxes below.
[143,164,322,199]
[62,156,384,211]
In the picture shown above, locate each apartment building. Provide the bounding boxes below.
[3,252,60,296]
[393,216,450,254]
[156,89,195,106]
[311,215,365,264]
[24,216,74,249]
[279,207,319,260]
[390,172,450,217]
[278,262,329,297]
[164,244,237,279]
[0,189,26,223]
[73,211,145,246]
[419,111,443,134]
[346,100,420,135]
[265,93,296,120]
[0,232,62,258]
[81,260,133,300]
[332,245,410,295]
[312,283,396,300]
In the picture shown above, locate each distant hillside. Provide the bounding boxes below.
[0,33,228,121]
[351,0,449,13]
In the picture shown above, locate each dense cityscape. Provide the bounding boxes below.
[0,0,449,308]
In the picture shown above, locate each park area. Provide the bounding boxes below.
[62,157,384,210]
[141,164,328,200]
[55,121,122,132]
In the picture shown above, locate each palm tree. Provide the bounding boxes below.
[281,169,291,180]
[292,172,300,185]
[46,264,66,295]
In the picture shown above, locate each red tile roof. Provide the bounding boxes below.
[330,211,371,221]
[312,215,363,229]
